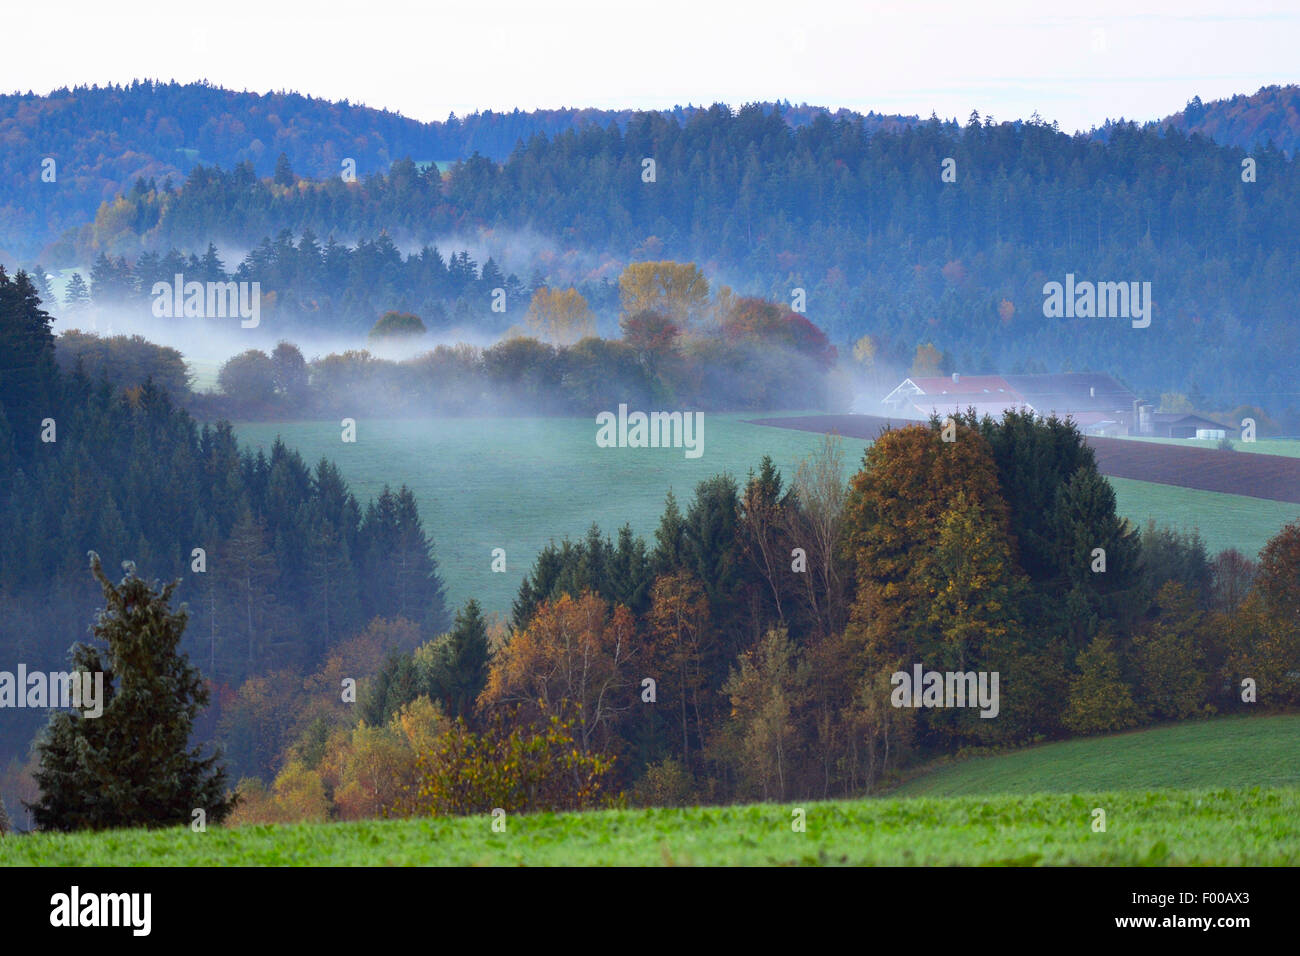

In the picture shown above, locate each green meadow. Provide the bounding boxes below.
[5,787,1296,866]
[1112,434,1300,458]
[1106,477,1299,559]
[892,714,1300,796]
[232,415,1298,616]
[6,708,1293,866]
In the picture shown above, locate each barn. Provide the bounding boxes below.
[1149,413,1232,439]
[881,372,1141,436]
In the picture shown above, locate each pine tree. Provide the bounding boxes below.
[28,552,234,831]
[0,267,59,460]
[651,488,687,575]
[360,486,448,635]
[430,599,490,719]
[217,507,281,674]
[273,153,295,188]
[64,272,90,310]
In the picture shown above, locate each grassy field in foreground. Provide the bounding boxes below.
[892,714,1300,797]
[7,717,1295,865]
[3,787,1297,866]
[230,416,1296,616]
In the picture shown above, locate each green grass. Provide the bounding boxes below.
[7,716,1294,865]
[187,359,221,393]
[1107,476,1299,559]
[233,414,834,615]
[1112,434,1300,457]
[231,415,1299,616]
[892,714,1300,797]
[4,786,1296,865]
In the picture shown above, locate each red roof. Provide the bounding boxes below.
[909,375,1021,398]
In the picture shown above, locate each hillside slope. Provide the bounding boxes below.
[892,714,1300,797]
[1158,85,1300,156]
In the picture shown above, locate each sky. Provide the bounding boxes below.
[3,0,1297,132]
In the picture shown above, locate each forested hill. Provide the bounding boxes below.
[1156,85,1300,157]
[0,81,914,259]
[53,107,1300,417]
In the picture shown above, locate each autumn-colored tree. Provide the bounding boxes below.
[852,334,878,369]
[368,311,427,342]
[400,707,616,817]
[629,758,695,807]
[305,616,410,706]
[1221,521,1300,707]
[783,433,850,638]
[841,422,1012,672]
[619,308,682,395]
[910,342,943,376]
[646,571,711,768]
[720,296,787,344]
[479,591,635,755]
[267,760,331,822]
[712,628,806,801]
[1061,631,1141,735]
[1131,582,1210,720]
[1255,520,1300,621]
[618,261,710,329]
[525,286,595,345]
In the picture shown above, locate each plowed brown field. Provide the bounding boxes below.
[749,415,1300,504]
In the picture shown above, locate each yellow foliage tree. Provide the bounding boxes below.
[480,592,636,755]
[852,334,877,369]
[525,287,595,345]
[911,342,943,376]
[618,261,710,329]
[92,197,137,250]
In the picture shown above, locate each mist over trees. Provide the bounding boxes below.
[41,103,1298,420]
[0,271,450,792]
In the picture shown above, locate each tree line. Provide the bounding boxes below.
[61,105,1300,423]
[52,256,843,416]
[11,399,1297,829]
[0,267,450,783]
[223,414,1298,822]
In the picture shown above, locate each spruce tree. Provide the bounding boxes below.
[64,272,90,309]
[28,552,234,831]
[431,599,490,719]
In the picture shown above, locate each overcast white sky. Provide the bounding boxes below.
[4,0,1296,132]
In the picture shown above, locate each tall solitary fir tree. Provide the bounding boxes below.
[28,552,234,831]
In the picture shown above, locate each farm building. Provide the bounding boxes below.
[881,372,1147,436]
[1147,413,1232,439]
